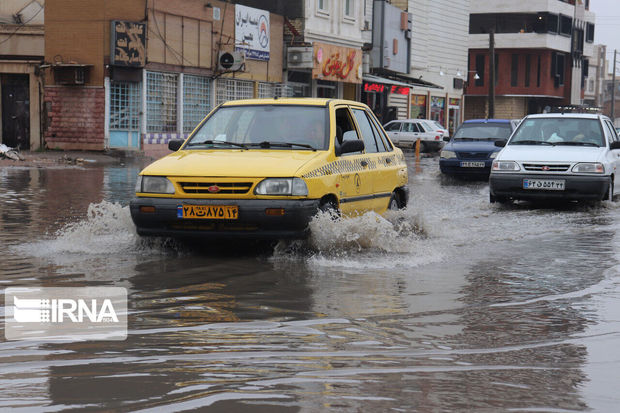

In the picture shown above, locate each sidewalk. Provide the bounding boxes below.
[0,149,155,168]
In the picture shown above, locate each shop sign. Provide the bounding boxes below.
[110,21,146,67]
[312,42,362,84]
[235,4,270,61]
[391,85,409,95]
[431,96,446,108]
[364,83,385,93]
[412,95,427,106]
[449,98,461,107]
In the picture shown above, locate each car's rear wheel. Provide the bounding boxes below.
[415,140,426,153]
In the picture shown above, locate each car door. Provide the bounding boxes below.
[603,119,620,194]
[384,121,402,145]
[334,105,376,215]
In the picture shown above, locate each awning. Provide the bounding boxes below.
[364,71,444,90]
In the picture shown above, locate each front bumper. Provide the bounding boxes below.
[130,197,321,239]
[439,159,493,175]
[489,173,609,201]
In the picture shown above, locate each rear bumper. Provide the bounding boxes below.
[130,197,321,239]
[489,173,609,201]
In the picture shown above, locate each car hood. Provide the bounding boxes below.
[140,149,324,177]
[444,140,499,152]
[498,145,606,163]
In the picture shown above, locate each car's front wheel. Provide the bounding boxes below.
[388,192,403,210]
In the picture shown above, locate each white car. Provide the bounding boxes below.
[419,119,450,141]
[383,119,444,152]
[490,113,620,203]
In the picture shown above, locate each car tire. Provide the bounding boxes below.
[415,141,426,153]
[605,177,614,202]
[319,199,340,218]
[388,192,402,210]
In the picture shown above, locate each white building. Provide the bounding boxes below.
[584,44,607,107]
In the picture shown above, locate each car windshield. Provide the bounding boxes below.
[185,105,328,150]
[509,118,604,147]
[453,123,512,140]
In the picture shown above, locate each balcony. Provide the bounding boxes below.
[470,32,572,53]
[471,0,575,15]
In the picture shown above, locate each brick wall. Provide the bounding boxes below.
[44,86,105,150]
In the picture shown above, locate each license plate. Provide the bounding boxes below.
[178,205,238,219]
[460,161,485,168]
[523,179,565,191]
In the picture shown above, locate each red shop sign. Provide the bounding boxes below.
[390,85,409,95]
[364,82,385,93]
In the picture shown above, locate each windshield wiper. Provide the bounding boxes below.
[554,141,600,147]
[247,141,316,150]
[510,140,554,146]
[186,140,247,149]
[454,137,476,141]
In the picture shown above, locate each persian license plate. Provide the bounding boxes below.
[178,205,238,219]
[460,161,485,168]
[523,179,565,191]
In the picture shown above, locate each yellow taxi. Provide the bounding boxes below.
[130,98,409,238]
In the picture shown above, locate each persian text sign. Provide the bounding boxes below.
[312,42,362,84]
[235,4,270,61]
[5,287,127,341]
[110,21,146,67]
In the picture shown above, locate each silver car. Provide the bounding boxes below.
[383,119,444,152]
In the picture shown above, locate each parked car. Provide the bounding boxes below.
[439,119,516,176]
[383,119,444,152]
[419,119,450,140]
[130,98,409,239]
[490,113,620,203]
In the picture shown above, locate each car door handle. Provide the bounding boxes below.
[361,160,368,167]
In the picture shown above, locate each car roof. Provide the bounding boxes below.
[524,113,604,119]
[220,98,363,107]
[463,119,511,124]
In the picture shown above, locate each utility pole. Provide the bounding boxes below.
[489,30,495,119]
[612,49,617,122]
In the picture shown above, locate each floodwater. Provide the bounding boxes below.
[1,155,620,412]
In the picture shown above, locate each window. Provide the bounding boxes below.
[146,71,178,133]
[318,0,328,13]
[475,54,485,87]
[586,23,595,43]
[537,55,541,87]
[110,81,141,131]
[216,78,253,105]
[183,75,212,133]
[367,112,393,151]
[335,107,361,155]
[551,52,566,87]
[353,109,379,153]
[385,122,401,131]
[511,54,519,87]
[559,14,572,36]
[344,0,354,18]
[367,112,388,152]
[525,55,531,87]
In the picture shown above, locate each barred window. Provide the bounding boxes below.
[258,82,274,98]
[110,81,141,131]
[216,78,253,105]
[183,75,212,133]
[146,71,178,133]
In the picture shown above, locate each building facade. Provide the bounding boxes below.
[0,0,44,150]
[584,44,607,107]
[465,0,596,120]
[43,0,284,151]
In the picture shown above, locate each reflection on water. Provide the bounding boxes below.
[1,157,620,411]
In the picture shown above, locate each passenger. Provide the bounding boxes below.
[542,123,563,143]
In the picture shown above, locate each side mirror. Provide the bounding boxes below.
[339,139,365,155]
[494,140,507,147]
[168,139,184,151]
[443,136,451,142]
[610,141,620,150]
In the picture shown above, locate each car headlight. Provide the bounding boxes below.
[139,176,175,194]
[255,178,308,196]
[572,162,605,174]
[489,151,500,159]
[492,161,520,171]
[440,150,456,159]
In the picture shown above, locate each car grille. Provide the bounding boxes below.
[179,182,253,194]
[522,164,570,172]
[457,152,489,159]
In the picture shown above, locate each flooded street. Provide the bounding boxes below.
[1,155,620,412]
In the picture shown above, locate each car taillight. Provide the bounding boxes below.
[435,135,440,140]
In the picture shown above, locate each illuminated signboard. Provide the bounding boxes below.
[391,85,409,95]
[364,83,410,95]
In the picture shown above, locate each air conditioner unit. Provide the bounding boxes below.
[218,51,245,72]
[53,65,91,85]
[286,47,313,69]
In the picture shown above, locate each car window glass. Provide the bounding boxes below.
[453,123,512,140]
[365,110,387,152]
[510,118,604,146]
[385,122,401,131]
[422,121,435,131]
[367,111,394,151]
[352,108,379,153]
[335,107,361,155]
[605,120,618,143]
[416,122,428,132]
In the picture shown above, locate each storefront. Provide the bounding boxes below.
[448,98,461,136]
[430,96,446,127]
[410,94,428,119]
[362,74,410,124]
[311,42,362,100]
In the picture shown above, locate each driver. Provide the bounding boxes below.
[541,123,563,143]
